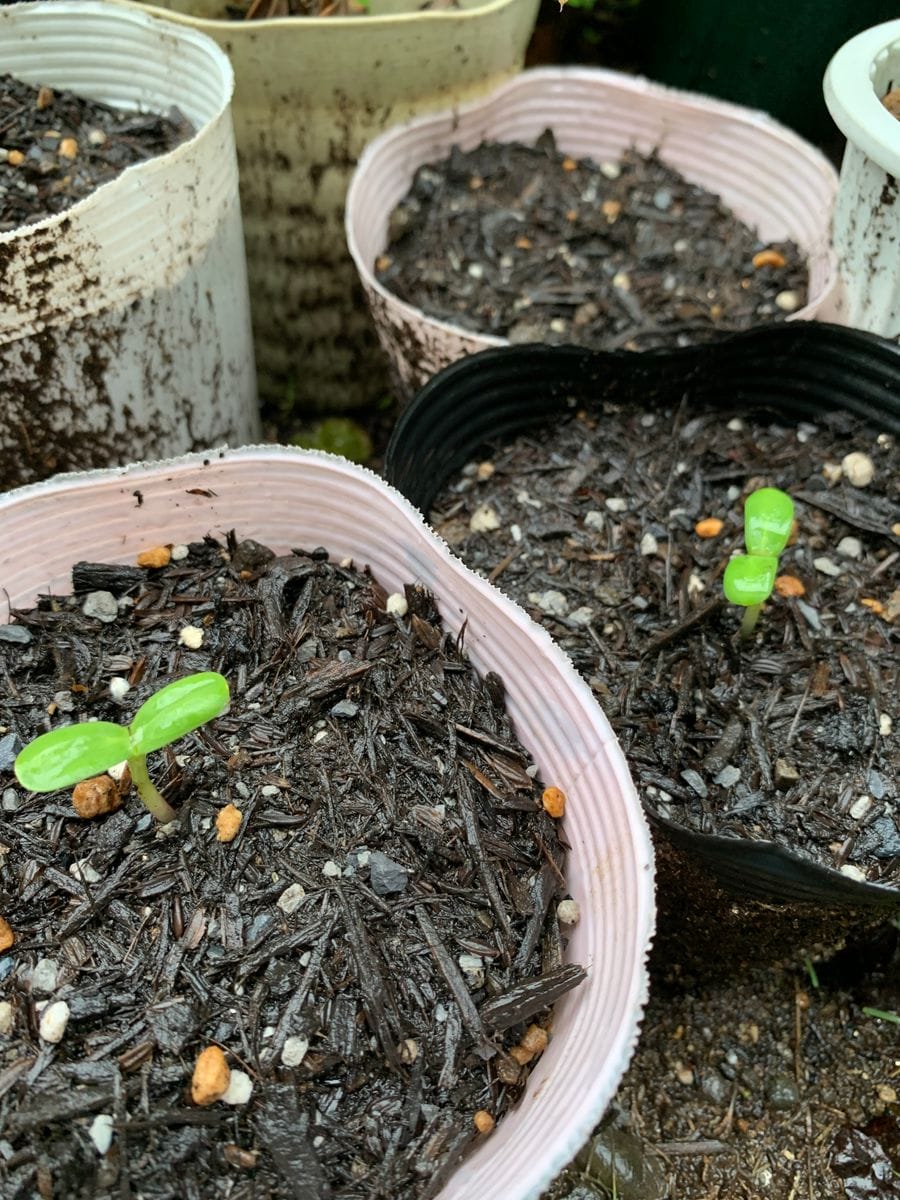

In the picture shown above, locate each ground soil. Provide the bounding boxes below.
[0,74,192,232]
[0,537,579,1199]
[425,395,900,1198]
[376,134,808,353]
[547,928,900,1200]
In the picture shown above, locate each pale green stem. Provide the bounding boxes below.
[739,603,762,641]
[127,753,177,823]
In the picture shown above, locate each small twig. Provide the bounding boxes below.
[455,771,513,948]
[654,1139,734,1156]
[868,549,899,580]
[747,705,773,790]
[488,548,521,583]
[261,913,337,1070]
[784,680,812,748]
[415,906,495,1060]
[642,596,724,657]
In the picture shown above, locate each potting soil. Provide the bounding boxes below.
[0,536,580,1198]
[376,133,808,351]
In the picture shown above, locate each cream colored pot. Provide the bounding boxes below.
[0,1,258,490]
[114,0,540,415]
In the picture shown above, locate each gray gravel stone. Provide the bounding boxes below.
[368,851,410,896]
[82,591,119,623]
[0,624,31,644]
[766,1074,800,1111]
[0,732,19,773]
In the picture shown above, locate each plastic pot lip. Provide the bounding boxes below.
[0,0,234,243]
[0,443,656,1200]
[824,18,900,177]
[126,0,527,32]
[382,331,900,910]
[346,64,840,344]
[649,810,900,907]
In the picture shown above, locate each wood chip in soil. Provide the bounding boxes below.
[0,536,581,1199]
[431,401,899,886]
[376,132,808,352]
[0,73,192,231]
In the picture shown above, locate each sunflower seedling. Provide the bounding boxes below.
[14,672,230,823]
[722,487,794,641]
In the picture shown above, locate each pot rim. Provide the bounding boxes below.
[346,64,841,346]
[119,0,529,32]
[0,0,235,244]
[824,18,900,177]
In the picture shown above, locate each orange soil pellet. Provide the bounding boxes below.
[215,803,243,843]
[72,774,123,819]
[0,917,14,952]
[191,1045,230,1105]
[774,575,806,598]
[473,1110,495,1134]
[541,786,566,819]
[694,517,724,538]
[137,545,172,569]
[752,248,786,269]
[861,597,884,614]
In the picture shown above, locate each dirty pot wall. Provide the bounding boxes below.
[0,2,258,491]
[115,0,540,416]
[824,19,900,338]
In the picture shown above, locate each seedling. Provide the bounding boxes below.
[14,672,230,823]
[722,487,794,640]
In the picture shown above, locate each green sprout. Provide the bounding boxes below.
[722,487,795,641]
[14,672,230,823]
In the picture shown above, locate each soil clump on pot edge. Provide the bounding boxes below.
[0,536,580,1198]
[376,132,808,352]
[0,73,192,231]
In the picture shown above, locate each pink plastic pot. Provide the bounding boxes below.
[0,445,654,1200]
[346,67,841,399]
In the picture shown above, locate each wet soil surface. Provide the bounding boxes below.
[0,536,579,1198]
[376,133,808,352]
[430,400,899,886]
[0,73,192,231]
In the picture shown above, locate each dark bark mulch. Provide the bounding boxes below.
[0,536,579,1198]
[375,132,809,352]
[0,73,193,231]
[429,398,899,886]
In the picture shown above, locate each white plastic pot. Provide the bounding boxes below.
[824,19,900,337]
[347,67,841,399]
[0,1,258,490]
[115,0,541,414]
[0,444,655,1200]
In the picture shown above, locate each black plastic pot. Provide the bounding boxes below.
[385,322,900,971]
